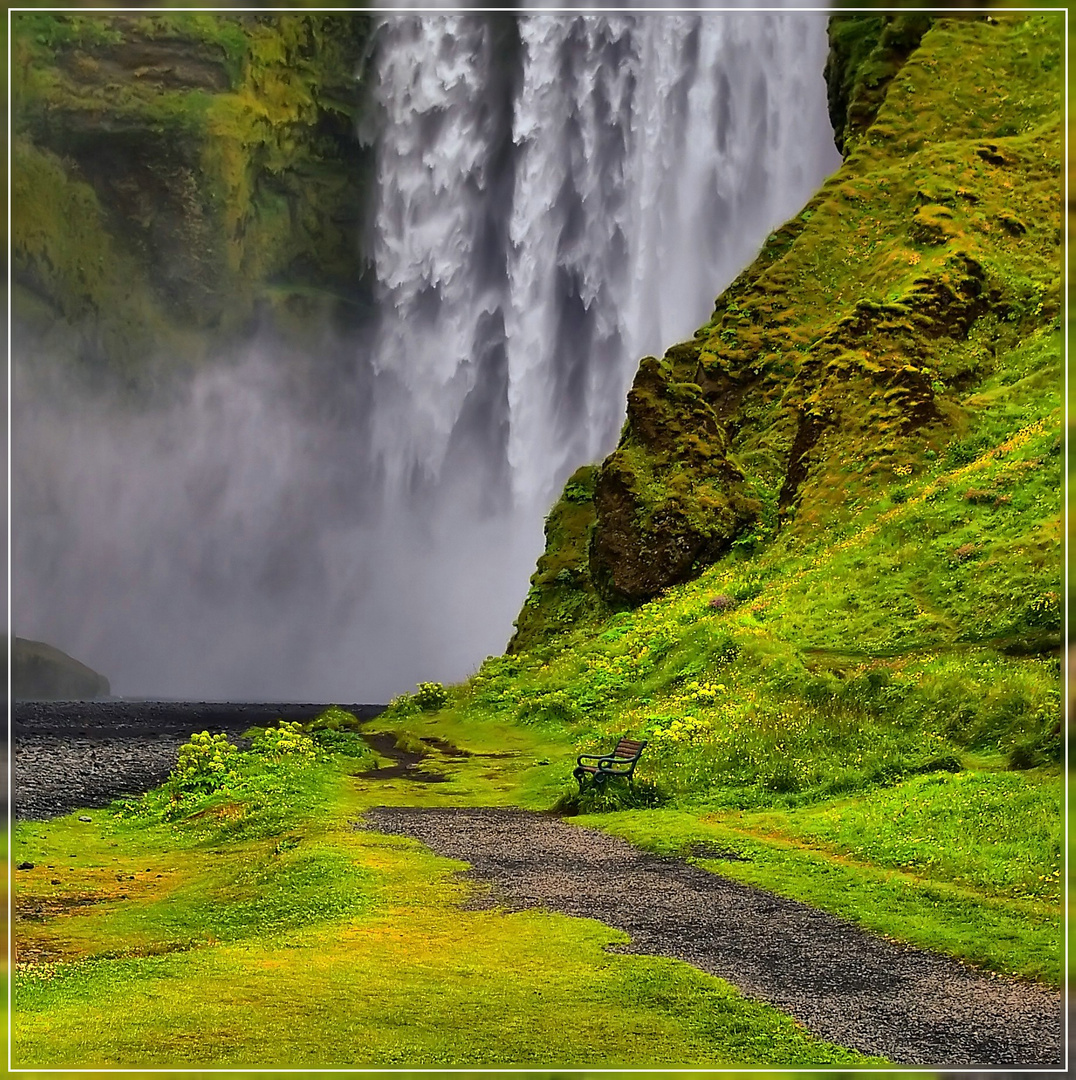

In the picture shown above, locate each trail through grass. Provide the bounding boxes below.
[13,730,879,1068]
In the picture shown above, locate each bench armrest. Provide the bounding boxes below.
[596,758,636,774]
[576,752,611,766]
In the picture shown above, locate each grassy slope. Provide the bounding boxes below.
[421,11,1064,982]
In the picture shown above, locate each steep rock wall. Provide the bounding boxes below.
[12,12,373,378]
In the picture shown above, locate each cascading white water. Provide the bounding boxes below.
[365,13,839,515]
[13,13,839,701]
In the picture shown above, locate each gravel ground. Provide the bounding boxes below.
[12,700,384,819]
[362,805,1063,1069]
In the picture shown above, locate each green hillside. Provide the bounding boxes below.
[11,12,1064,1067]
[499,12,1062,771]
[383,10,1062,979]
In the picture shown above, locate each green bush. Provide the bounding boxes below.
[414,681,449,711]
[307,705,360,732]
[171,731,240,794]
[554,777,668,816]
[251,721,317,760]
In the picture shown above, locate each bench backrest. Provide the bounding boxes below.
[612,737,647,760]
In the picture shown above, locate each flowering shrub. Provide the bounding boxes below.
[252,721,317,760]
[686,679,726,706]
[414,681,449,711]
[309,705,358,731]
[171,731,239,793]
[653,715,714,745]
[1025,590,1061,631]
[385,692,419,717]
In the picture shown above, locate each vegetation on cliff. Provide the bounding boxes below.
[11,12,1063,1067]
[514,12,1061,673]
[12,12,373,376]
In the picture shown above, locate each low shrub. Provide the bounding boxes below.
[553,777,668,816]
[171,731,240,795]
[251,721,317,760]
[415,681,449,711]
[307,705,360,732]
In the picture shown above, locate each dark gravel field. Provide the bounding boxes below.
[11,700,384,819]
[362,805,1064,1069]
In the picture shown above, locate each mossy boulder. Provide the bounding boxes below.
[588,355,761,606]
[13,637,111,700]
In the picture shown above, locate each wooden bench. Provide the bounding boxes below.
[573,737,648,792]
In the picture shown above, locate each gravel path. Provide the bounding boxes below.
[12,701,384,819]
[362,806,1063,1069]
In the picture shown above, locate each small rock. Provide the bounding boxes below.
[16,861,34,870]
[78,815,92,823]
[50,879,61,885]
[537,759,550,765]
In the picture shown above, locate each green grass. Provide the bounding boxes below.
[13,732,881,1069]
[11,10,1064,1068]
[575,765,1062,985]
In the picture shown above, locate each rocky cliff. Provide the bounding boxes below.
[511,12,1062,656]
[12,12,373,380]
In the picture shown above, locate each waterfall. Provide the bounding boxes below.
[13,13,839,701]
[364,13,838,514]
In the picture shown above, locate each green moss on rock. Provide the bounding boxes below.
[509,466,604,654]
[824,13,934,157]
[516,12,1062,647]
[588,354,761,606]
[11,12,373,376]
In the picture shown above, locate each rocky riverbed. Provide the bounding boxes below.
[12,701,384,819]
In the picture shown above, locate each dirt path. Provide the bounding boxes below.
[362,806,1062,1069]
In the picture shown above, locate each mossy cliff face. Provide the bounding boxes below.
[513,12,1062,651]
[12,13,372,376]
[823,13,934,158]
